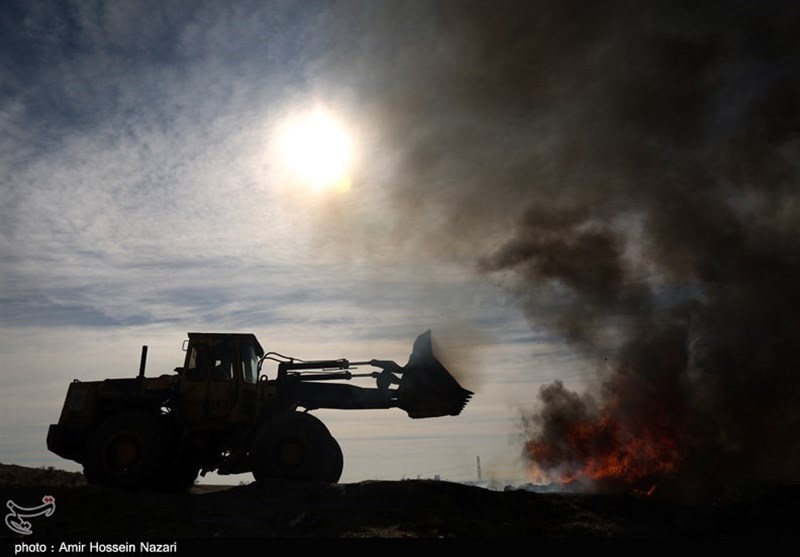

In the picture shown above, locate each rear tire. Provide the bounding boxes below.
[83,412,172,490]
[252,412,341,483]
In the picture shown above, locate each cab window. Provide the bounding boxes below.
[212,342,234,381]
[186,344,208,381]
[240,344,258,384]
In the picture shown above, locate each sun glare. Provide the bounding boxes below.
[279,108,353,192]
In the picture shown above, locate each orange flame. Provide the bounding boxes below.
[524,404,682,488]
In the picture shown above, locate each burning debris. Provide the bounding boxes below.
[521,381,682,490]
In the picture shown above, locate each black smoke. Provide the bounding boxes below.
[320,0,800,488]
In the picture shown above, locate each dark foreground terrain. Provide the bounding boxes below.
[1,464,797,538]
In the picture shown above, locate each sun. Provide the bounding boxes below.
[279,107,353,192]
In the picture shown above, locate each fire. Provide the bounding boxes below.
[633,484,658,497]
[523,402,682,489]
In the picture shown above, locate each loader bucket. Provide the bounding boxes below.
[397,330,473,418]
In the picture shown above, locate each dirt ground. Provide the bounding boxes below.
[1,463,797,539]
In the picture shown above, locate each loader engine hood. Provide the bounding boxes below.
[397,331,473,418]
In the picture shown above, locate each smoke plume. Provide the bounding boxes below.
[321,0,800,489]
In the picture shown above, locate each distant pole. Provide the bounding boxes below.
[476,456,482,482]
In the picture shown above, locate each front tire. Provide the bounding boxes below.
[252,412,342,483]
[83,412,172,490]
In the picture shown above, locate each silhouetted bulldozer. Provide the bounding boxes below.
[47,330,472,490]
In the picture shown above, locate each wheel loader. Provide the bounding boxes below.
[46,330,472,490]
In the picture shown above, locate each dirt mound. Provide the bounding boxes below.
[0,463,86,489]
[0,464,796,538]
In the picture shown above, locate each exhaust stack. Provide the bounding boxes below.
[138,345,148,378]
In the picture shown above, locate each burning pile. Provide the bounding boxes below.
[496,190,800,491]
[522,381,681,489]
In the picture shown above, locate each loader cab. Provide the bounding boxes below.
[177,333,264,426]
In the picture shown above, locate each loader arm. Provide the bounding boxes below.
[268,331,472,418]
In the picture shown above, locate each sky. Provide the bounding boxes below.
[1,0,798,489]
